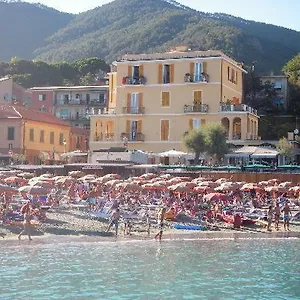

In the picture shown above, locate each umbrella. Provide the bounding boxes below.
[159,149,187,157]
[19,186,49,195]
[4,176,27,184]
[244,164,271,169]
[0,184,18,194]
[203,192,230,202]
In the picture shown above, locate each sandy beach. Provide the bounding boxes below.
[1,206,300,246]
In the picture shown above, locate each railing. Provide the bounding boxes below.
[93,133,115,141]
[184,104,209,113]
[184,73,209,83]
[122,107,145,114]
[246,133,261,140]
[59,115,88,121]
[232,133,242,140]
[89,108,116,115]
[220,104,258,115]
[122,132,145,142]
[56,99,106,106]
[122,76,146,85]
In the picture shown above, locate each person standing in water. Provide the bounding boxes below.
[155,206,166,241]
[106,208,121,235]
[282,202,292,231]
[18,202,33,241]
[266,205,273,232]
[274,202,281,231]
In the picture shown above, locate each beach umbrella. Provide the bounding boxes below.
[159,149,187,157]
[4,176,27,184]
[0,184,18,194]
[17,172,35,179]
[168,184,188,193]
[18,186,49,195]
[203,192,230,202]
[278,182,292,188]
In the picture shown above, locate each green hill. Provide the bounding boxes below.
[0,0,73,61]
[2,0,300,74]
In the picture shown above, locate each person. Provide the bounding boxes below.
[266,205,273,232]
[106,208,120,235]
[274,202,281,231]
[18,202,33,241]
[155,206,166,241]
[282,202,291,231]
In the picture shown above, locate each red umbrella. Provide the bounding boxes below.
[203,192,230,202]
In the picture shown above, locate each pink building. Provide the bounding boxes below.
[28,88,54,113]
[0,77,28,106]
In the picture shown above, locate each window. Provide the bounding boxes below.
[29,129,34,142]
[75,94,81,99]
[64,94,69,104]
[228,67,238,84]
[50,132,54,144]
[193,91,202,104]
[99,93,106,103]
[7,127,15,140]
[86,94,90,103]
[59,109,69,119]
[160,120,170,141]
[132,65,140,78]
[161,92,170,107]
[163,65,170,84]
[38,94,46,101]
[76,137,80,149]
[59,133,64,145]
[40,130,45,143]
[194,63,203,82]
[4,93,9,101]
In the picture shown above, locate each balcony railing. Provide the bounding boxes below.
[122,76,147,85]
[59,115,88,121]
[184,73,209,83]
[220,104,258,115]
[122,107,145,114]
[246,133,261,140]
[232,133,242,140]
[122,132,145,142]
[94,133,115,141]
[184,104,209,113]
[56,99,106,106]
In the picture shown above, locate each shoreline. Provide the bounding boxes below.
[1,230,299,247]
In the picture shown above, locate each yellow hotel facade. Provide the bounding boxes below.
[90,50,259,153]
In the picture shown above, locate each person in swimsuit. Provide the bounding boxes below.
[18,202,33,241]
[274,203,281,231]
[266,205,273,232]
[155,206,166,241]
[106,208,120,235]
[282,202,291,231]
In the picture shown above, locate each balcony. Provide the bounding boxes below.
[184,104,209,113]
[122,107,145,114]
[184,73,209,83]
[122,132,145,142]
[246,133,261,140]
[122,76,147,85]
[94,133,115,142]
[220,104,258,115]
[56,99,106,106]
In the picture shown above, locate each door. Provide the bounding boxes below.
[130,120,138,140]
[131,93,139,114]
[194,63,202,82]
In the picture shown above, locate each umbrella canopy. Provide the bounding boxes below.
[4,176,27,184]
[19,186,49,195]
[159,149,187,157]
[244,164,271,169]
[203,192,230,202]
[0,184,18,194]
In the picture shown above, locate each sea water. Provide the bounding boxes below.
[0,238,299,300]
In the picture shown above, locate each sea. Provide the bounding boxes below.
[0,238,299,300]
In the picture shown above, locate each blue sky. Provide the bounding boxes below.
[26,0,300,31]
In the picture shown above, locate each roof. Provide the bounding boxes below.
[116,50,245,71]
[71,127,90,135]
[0,105,71,127]
[29,85,108,91]
[227,146,279,158]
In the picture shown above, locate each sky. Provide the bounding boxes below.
[25,0,300,32]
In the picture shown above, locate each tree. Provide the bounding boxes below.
[283,53,300,85]
[184,129,206,164]
[277,137,293,163]
[204,123,228,163]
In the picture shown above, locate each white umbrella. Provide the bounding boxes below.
[159,149,187,157]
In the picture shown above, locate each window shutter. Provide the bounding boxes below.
[170,64,175,83]
[194,91,202,104]
[137,120,142,133]
[227,67,230,80]
[189,118,193,130]
[128,66,132,77]
[127,93,131,113]
[202,62,207,74]
[161,120,164,140]
[201,119,206,127]
[190,62,194,76]
[166,92,170,106]
[139,65,144,77]
[138,93,143,109]
[126,120,131,134]
[158,64,163,84]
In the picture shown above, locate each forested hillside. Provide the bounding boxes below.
[0,0,73,61]
[34,0,300,73]
[1,0,300,73]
